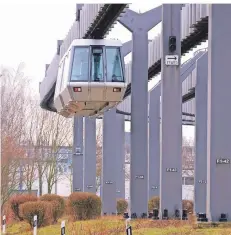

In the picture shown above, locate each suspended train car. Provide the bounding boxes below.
[54,39,127,118]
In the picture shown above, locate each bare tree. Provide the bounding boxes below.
[1,136,24,212]
[1,64,30,211]
[21,149,38,192]
[22,93,73,195]
[1,64,74,199]
[124,144,130,180]
[62,163,73,193]
[42,112,72,194]
[1,64,30,143]
[182,137,194,176]
[35,146,49,196]
[95,121,103,192]
[23,97,50,195]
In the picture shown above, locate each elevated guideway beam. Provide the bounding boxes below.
[123,4,209,99]
[117,49,206,122]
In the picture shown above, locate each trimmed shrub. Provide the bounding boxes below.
[182,199,194,213]
[68,192,101,220]
[40,194,65,223]
[148,196,160,211]
[117,199,128,214]
[19,201,52,228]
[9,194,38,221]
[64,198,72,217]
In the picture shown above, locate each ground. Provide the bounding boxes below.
[5,216,231,235]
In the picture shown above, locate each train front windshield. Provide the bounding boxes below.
[70,46,124,83]
[70,47,89,81]
[92,47,104,82]
[105,47,124,82]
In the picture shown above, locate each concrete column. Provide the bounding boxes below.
[116,114,125,199]
[84,117,96,193]
[119,6,162,218]
[101,108,117,215]
[148,86,160,199]
[160,4,182,218]
[147,47,205,205]
[194,52,208,214]
[130,31,149,218]
[72,117,84,192]
[207,4,231,222]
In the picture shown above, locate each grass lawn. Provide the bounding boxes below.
[4,217,231,235]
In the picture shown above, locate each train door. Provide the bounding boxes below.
[69,46,90,113]
[89,46,106,111]
[105,46,126,104]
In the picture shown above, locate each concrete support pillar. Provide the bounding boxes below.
[148,48,206,207]
[160,4,182,219]
[119,5,162,218]
[72,117,84,192]
[130,30,149,217]
[84,117,96,193]
[148,86,160,199]
[207,4,231,222]
[194,52,208,214]
[116,114,125,199]
[101,108,117,215]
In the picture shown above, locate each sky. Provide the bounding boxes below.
[0,1,207,140]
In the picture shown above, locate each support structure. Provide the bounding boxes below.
[207,4,231,222]
[148,86,160,199]
[101,108,117,215]
[148,49,205,201]
[160,4,182,219]
[115,114,125,199]
[194,52,208,214]
[119,5,162,218]
[72,117,84,192]
[84,117,96,193]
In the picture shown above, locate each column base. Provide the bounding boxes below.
[197,213,208,222]
[130,213,147,219]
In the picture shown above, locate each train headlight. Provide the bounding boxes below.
[113,87,121,92]
[73,87,82,92]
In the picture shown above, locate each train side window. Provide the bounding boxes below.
[71,47,89,81]
[54,62,64,98]
[105,47,124,82]
[61,53,70,91]
[91,47,104,82]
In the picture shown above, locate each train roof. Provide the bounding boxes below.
[71,38,123,47]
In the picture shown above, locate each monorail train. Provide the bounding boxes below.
[54,39,127,118]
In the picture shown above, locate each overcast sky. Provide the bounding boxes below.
[0,2,207,138]
[0,2,161,83]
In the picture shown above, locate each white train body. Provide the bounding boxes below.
[54,39,127,117]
